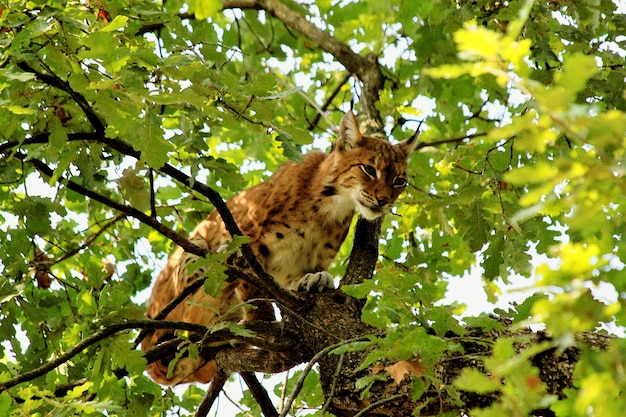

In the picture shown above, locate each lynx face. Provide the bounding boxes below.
[324,111,415,220]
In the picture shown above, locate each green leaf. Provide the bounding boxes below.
[463,200,490,252]
[0,391,12,412]
[275,133,303,162]
[483,234,505,280]
[0,67,37,82]
[511,293,549,323]
[454,368,501,394]
[118,167,151,211]
[201,156,246,191]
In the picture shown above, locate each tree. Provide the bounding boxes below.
[1,0,625,415]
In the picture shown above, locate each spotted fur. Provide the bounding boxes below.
[142,111,417,385]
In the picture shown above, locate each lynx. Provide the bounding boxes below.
[142,111,417,385]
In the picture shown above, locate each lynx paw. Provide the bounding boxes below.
[296,271,335,292]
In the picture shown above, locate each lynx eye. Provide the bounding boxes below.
[360,164,377,178]
[393,177,408,188]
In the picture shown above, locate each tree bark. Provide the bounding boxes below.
[211,281,610,416]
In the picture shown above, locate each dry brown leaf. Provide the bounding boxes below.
[32,249,52,289]
[385,360,423,384]
[372,364,385,375]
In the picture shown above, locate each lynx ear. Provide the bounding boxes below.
[335,111,363,151]
[397,129,420,157]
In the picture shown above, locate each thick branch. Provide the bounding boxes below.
[241,372,279,417]
[257,0,362,76]
[195,371,229,417]
[216,348,301,375]
[342,217,381,287]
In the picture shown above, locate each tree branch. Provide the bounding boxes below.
[241,372,279,417]
[15,62,105,134]
[0,315,289,394]
[0,319,207,392]
[195,371,229,417]
[52,213,127,265]
[416,132,488,150]
[341,217,381,287]
[15,153,207,256]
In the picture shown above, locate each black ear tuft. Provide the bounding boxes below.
[398,121,422,156]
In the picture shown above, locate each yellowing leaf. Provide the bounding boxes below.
[454,25,501,60]
[504,162,559,185]
[435,160,453,176]
[190,0,222,20]
[559,242,601,275]
[5,105,35,115]
[100,15,129,32]
[424,63,476,79]
[502,38,532,73]
[557,53,598,93]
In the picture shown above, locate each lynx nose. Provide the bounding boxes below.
[376,196,389,207]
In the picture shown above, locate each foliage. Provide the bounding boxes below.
[1,0,625,416]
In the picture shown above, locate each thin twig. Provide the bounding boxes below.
[278,337,369,417]
[352,393,409,417]
[308,73,352,131]
[222,388,257,417]
[52,214,127,265]
[320,353,345,416]
[415,132,487,150]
